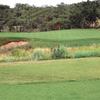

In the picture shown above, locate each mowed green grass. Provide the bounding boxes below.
[0,29,100,40]
[0,58,100,84]
[0,29,100,47]
[0,80,100,100]
[0,58,100,100]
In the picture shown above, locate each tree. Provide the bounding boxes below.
[0,0,100,32]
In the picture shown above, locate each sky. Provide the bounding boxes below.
[0,0,94,8]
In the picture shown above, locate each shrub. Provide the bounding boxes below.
[0,55,16,62]
[10,49,32,61]
[52,45,68,59]
[32,48,51,60]
[11,49,27,57]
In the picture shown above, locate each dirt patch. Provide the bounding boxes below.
[0,41,29,51]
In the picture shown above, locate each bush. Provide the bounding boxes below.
[0,55,17,62]
[32,48,51,60]
[11,49,27,57]
[10,49,32,61]
[52,45,68,59]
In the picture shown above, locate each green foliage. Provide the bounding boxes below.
[32,48,51,60]
[11,49,27,57]
[0,0,100,32]
[52,45,68,59]
[10,49,32,61]
[32,49,45,60]
[0,55,15,62]
[1,44,100,62]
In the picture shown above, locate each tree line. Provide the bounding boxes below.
[0,0,100,32]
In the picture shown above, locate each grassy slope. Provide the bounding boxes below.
[0,29,100,47]
[0,58,100,100]
[0,58,100,84]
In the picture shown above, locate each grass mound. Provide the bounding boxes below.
[0,29,100,47]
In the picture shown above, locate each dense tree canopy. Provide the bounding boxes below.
[0,0,100,32]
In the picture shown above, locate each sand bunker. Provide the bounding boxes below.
[0,41,29,50]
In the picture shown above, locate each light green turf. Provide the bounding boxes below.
[0,80,100,100]
[0,29,100,47]
[0,58,100,84]
[0,29,100,40]
[0,58,100,100]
